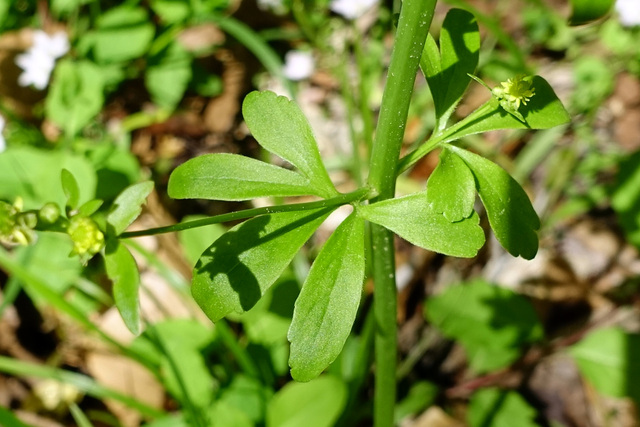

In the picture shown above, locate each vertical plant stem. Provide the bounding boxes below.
[366,1,436,425]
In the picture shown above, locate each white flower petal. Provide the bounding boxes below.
[15,47,56,89]
[330,0,378,20]
[616,0,640,27]
[32,30,70,58]
[282,50,315,81]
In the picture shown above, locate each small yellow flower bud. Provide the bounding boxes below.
[67,216,104,260]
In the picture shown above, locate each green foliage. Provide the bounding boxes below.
[447,145,540,259]
[421,8,480,129]
[425,280,544,373]
[178,216,226,267]
[45,60,105,137]
[0,146,97,210]
[0,406,31,427]
[146,41,193,111]
[240,274,298,346]
[570,327,640,403]
[443,76,570,143]
[191,208,334,322]
[289,213,365,381]
[426,148,476,222]
[612,150,640,249]
[61,169,81,211]
[266,376,347,427]
[87,5,155,64]
[569,0,615,25]
[357,192,485,258]
[571,56,614,113]
[394,381,439,423]
[468,388,539,427]
[242,91,338,199]
[169,154,323,200]
[104,240,141,335]
[106,181,154,236]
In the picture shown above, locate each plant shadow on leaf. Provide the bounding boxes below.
[196,215,270,312]
[194,209,331,315]
[430,9,480,120]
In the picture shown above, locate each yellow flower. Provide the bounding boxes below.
[67,216,104,260]
[492,74,535,111]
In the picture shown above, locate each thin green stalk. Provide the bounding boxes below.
[214,319,261,379]
[396,101,495,175]
[120,188,371,239]
[366,1,436,426]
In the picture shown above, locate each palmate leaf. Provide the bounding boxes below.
[421,8,480,128]
[168,153,322,201]
[242,91,338,199]
[425,280,543,373]
[104,240,141,335]
[289,213,365,382]
[441,76,570,144]
[426,148,476,222]
[192,207,334,322]
[357,192,484,258]
[447,145,540,259]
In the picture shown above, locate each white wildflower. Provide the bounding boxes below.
[16,30,69,90]
[0,116,5,153]
[330,0,378,20]
[616,0,640,27]
[282,50,315,81]
[257,0,284,12]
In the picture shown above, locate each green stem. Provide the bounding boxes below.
[120,188,371,239]
[366,1,436,426]
[396,101,494,175]
[215,319,261,379]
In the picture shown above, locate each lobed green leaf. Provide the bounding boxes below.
[289,213,365,382]
[357,192,484,258]
[107,181,154,236]
[426,148,476,222]
[192,207,334,322]
[425,280,544,373]
[104,240,141,335]
[168,153,322,201]
[242,91,337,199]
[448,145,540,259]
